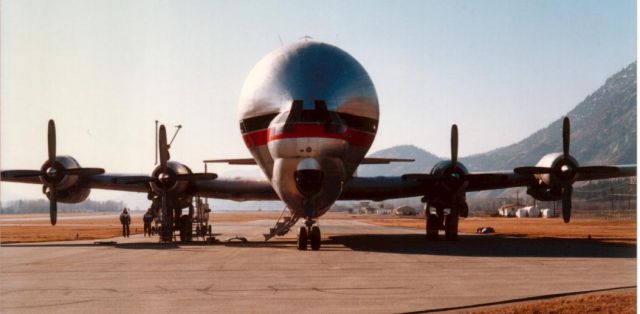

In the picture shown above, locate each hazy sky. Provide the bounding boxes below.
[1,0,636,203]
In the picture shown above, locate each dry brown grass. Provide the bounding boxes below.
[469,289,636,314]
[360,216,637,244]
[0,211,284,243]
[1,211,636,244]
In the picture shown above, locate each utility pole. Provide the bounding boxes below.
[610,185,614,211]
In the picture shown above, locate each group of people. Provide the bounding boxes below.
[119,207,159,238]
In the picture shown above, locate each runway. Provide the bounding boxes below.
[0,219,635,313]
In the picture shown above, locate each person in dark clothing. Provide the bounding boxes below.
[119,208,131,237]
[143,208,154,237]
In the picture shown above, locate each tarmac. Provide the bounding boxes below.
[0,219,636,313]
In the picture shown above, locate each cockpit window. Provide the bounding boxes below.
[278,100,346,134]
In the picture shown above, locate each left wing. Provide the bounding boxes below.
[340,165,636,201]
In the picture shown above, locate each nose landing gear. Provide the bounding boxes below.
[297,219,321,251]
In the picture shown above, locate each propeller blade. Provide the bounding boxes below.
[50,184,58,226]
[451,124,458,171]
[562,117,570,159]
[576,166,619,174]
[175,173,218,181]
[158,125,170,169]
[514,166,553,175]
[62,168,105,176]
[112,176,156,184]
[2,170,44,178]
[562,185,572,223]
[48,119,56,163]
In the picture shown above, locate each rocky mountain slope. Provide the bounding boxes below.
[362,62,637,177]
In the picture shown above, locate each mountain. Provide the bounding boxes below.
[356,145,441,177]
[461,62,637,171]
[365,62,636,177]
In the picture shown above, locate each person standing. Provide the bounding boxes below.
[143,208,154,237]
[119,208,131,237]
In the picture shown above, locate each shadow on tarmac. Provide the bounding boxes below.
[3,234,635,258]
[326,234,636,258]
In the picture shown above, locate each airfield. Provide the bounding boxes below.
[0,212,636,313]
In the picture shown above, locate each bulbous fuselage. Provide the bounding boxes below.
[238,42,379,217]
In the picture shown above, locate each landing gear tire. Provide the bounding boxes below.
[179,215,192,243]
[310,226,321,250]
[445,209,459,241]
[426,213,439,241]
[297,226,308,250]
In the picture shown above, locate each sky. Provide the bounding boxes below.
[1,0,636,205]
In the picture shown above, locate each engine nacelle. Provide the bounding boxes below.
[534,153,580,186]
[40,155,91,203]
[430,160,469,181]
[149,161,192,195]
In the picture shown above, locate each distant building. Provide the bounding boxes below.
[393,206,418,216]
[541,208,556,218]
[498,204,519,217]
[358,202,376,214]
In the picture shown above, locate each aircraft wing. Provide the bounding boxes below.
[339,164,636,201]
[1,172,279,201]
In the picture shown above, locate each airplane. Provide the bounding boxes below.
[1,41,636,250]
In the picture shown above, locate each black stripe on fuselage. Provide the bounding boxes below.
[240,112,378,134]
[240,113,279,134]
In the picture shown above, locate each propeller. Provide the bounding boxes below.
[2,120,104,225]
[513,117,619,223]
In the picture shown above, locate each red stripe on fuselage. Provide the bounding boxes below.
[242,124,375,148]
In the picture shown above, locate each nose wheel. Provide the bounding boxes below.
[297,220,321,250]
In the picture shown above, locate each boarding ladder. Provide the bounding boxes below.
[263,206,299,241]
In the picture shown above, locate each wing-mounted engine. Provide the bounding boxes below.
[1,120,104,225]
[402,125,507,240]
[41,155,92,204]
[113,124,217,241]
[515,117,619,223]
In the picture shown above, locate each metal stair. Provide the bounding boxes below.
[264,207,299,241]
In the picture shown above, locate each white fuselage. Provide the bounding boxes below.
[237,41,379,217]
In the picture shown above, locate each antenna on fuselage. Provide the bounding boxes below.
[300,35,312,42]
[168,124,182,149]
[277,34,284,46]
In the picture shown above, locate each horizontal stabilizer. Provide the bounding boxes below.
[204,158,257,165]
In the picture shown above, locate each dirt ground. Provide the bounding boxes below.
[0,211,636,244]
[468,289,636,314]
[360,215,637,244]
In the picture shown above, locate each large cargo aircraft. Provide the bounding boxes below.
[2,41,636,250]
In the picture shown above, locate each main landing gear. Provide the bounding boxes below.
[297,219,321,250]
[425,204,458,241]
